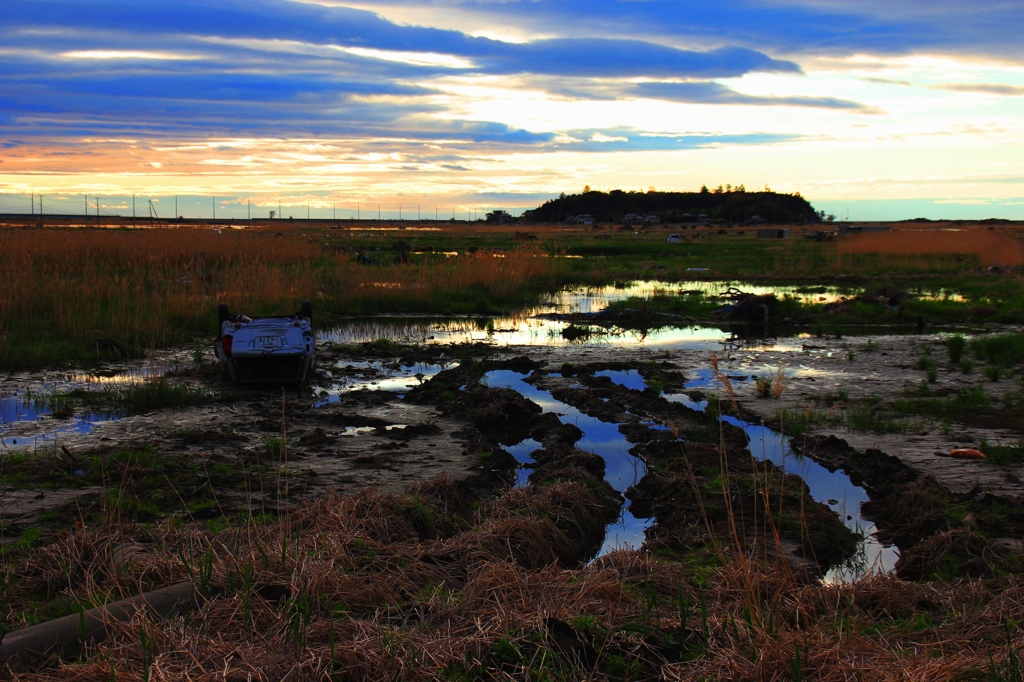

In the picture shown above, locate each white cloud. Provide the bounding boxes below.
[61,50,200,61]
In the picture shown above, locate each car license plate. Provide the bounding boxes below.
[251,336,284,349]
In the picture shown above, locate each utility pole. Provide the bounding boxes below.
[378,204,380,221]
[418,205,420,221]
[212,197,216,221]
[133,194,136,227]
[96,197,100,226]
[307,202,309,220]
[85,194,88,218]
[399,205,402,221]
[31,191,34,216]
[357,203,360,220]
[175,196,178,220]
[333,202,336,221]
[279,200,281,219]
[248,199,251,220]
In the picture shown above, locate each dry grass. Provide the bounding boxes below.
[836,229,1024,268]
[0,228,555,362]
[5,474,1024,681]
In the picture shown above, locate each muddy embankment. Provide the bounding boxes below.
[4,343,860,578]
[4,334,1024,585]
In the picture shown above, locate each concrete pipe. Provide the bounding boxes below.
[0,580,205,664]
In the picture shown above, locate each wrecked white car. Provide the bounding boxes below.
[215,301,315,383]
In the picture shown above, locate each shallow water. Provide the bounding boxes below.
[481,370,652,557]
[598,368,897,580]
[0,364,170,448]
[0,395,121,448]
[320,315,732,349]
[728,417,899,582]
[319,279,851,349]
[313,361,454,406]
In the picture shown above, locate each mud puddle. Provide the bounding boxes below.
[481,370,652,555]
[318,279,858,348]
[0,363,173,448]
[598,368,898,580]
[0,395,118,448]
[313,361,454,406]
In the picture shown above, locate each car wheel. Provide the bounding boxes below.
[300,300,312,322]
[218,303,230,326]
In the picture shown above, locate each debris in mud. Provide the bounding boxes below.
[945,448,987,459]
[712,287,780,323]
[560,324,592,341]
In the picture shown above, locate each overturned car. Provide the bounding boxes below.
[215,301,315,383]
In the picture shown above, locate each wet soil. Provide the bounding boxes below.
[3,332,1023,582]
[707,333,1024,497]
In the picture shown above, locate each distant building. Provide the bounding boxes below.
[643,214,660,225]
[839,224,891,235]
[757,228,790,239]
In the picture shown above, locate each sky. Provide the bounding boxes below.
[2,0,1024,220]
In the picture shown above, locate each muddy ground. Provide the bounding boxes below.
[3,333,1024,581]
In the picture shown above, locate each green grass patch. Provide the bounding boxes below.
[980,439,1024,466]
[972,334,1024,368]
[28,377,214,416]
[893,385,991,419]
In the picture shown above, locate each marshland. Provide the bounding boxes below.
[2,213,1024,680]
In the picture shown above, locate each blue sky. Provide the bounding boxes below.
[1,0,1023,219]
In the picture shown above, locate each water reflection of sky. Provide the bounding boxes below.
[318,280,866,349]
[313,361,453,406]
[506,438,542,487]
[597,369,897,581]
[482,370,652,556]
[725,417,900,583]
[1,395,119,448]
[322,316,732,348]
[1,362,170,448]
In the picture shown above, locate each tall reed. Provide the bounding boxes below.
[0,228,558,364]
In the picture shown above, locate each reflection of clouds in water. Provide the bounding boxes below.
[314,362,454,406]
[2,361,172,448]
[1,394,121,448]
[482,370,651,557]
[722,414,898,581]
[596,368,896,581]
[322,317,730,348]
[321,280,859,349]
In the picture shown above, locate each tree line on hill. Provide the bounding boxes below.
[520,186,821,225]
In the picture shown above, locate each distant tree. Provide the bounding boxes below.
[826,214,836,222]
[700,184,709,194]
[485,210,509,224]
[714,185,724,194]
[583,185,591,193]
